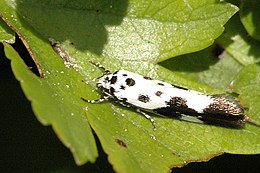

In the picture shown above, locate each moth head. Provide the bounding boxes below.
[96,71,114,91]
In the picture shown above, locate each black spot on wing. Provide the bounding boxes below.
[158,82,164,86]
[166,97,188,107]
[153,107,182,118]
[120,85,126,90]
[110,76,117,84]
[203,95,244,115]
[123,74,128,76]
[199,95,246,128]
[144,76,152,80]
[155,91,163,96]
[198,113,246,128]
[138,94,150,103]
[171,84,188,90]
[110,87,115,96]
[154,105,199,118]
[125,78,135,86]
[113,71,119,75]
[121,97,128,102]
[105,76,109,81]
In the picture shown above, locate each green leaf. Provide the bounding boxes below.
[3,42,98,164]
[217,14,260,65]
[0,17,15,43]
[240,0,260,41]
[10,0,237,62]
[232,64,260,123]
[160,45,243,91]
[2,1,259,173]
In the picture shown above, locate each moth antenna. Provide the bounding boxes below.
[89,60,106,71]
[245,116,260,127]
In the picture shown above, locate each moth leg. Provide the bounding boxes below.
[136,109,156,131]
[81,95,109,103]
[116,100,131,107]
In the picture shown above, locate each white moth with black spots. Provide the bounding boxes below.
[82,61,257,130]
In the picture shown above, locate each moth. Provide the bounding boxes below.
[82,61,258,129]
